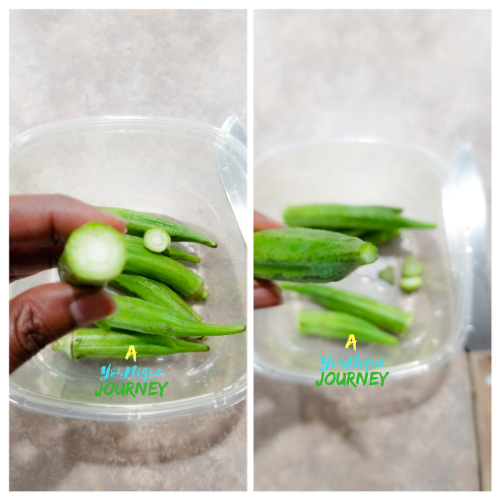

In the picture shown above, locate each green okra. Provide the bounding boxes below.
[58,222,127,287]
[283,204,436,231]
[99,207,217,247]
[378,267,395,285]
[281,283,413,334]
[361,228,401,247]
[165,246,200,263]
[126,235,199,263]
[254,228,378,283]
[97,296,246,337]
[335,228,367,237]
[124,237,208,300]
[143,228,171,253]
[52,328,208,359]
[402,256,423,277]
[400,276,423,293]
[298,310,398,345]
[108,273,202,322]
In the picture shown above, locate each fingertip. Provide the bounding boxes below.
[70,288,117,327]
[254,279,283,309]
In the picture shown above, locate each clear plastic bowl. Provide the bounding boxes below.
[254,140,473,383]
[10,116,247,420]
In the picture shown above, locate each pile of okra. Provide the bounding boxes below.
[254,203,435,346]
[53,207,246,360]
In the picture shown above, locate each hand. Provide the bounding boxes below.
[254,211,285,309]
[9,194,126,373]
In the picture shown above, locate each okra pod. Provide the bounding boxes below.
[283,204,436,231]
[335,228,367,237]
[97,296,246,337]
[254,228,378,283]
[125,238,208,300]
[52,328,208,359]
[99,207,217,247]
[58,222,127,287]
[298,310,398,345]
[165,246,200,263]
[281,283,413,333]
[108,273,202,322]
[361,228,401,246]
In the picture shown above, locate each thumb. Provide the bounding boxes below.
[9,283,117,373]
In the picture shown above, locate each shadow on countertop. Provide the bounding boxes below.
[10,400,246,491]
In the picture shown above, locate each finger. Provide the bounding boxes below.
[9,246,64,282]
[10,194,126,246]
[254,279,283,309]
[9,283,117,373]
[254,211,286,232]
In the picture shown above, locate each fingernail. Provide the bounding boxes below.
[70,290,117,326]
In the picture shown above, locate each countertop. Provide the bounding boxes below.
[9,9,247,491]
[254,9,490,491]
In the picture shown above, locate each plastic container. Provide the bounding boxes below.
[9,116,247,420]
[254,140,474,383]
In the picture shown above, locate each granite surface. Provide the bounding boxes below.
[254,9,490,491]
[9,9,246,491]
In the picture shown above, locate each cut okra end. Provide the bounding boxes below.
[144,228,171,253]
[58,222,127,287]
[400,276,422,293]
[378,266,395,285]
[402,256,423,277]
[359,242,378,265]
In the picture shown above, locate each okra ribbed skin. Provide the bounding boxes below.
[164,246,200,263]
[109,273,202,322]
[98,296,246,337]
[124,239,207,300]
[52,328,208,359]
[283,204,436,230]
[254,228,378,283]
[99,207,217,247]
[360,228,401,246]
[298,310,398,345]
[282,284,413,334]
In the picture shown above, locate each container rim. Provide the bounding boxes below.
[9,115,247,421]
[254,137,473,383]
[10,114,247,160]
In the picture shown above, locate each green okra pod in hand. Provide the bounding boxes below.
[254,228,378,283]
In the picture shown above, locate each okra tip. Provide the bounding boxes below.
[359,242,378,264]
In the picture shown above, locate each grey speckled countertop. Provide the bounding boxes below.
[254,10,490,491]
[10,9,246,491]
